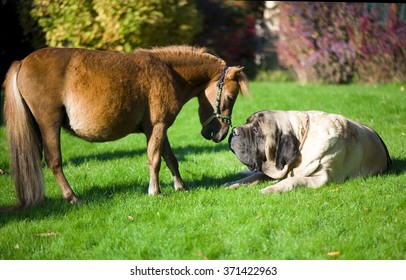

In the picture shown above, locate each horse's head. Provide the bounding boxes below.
[199,66,249,143]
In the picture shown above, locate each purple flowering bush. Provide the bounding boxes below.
[352,4,406,83]
[276,2,406,83]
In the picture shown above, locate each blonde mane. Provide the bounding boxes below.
[142,45,226,67]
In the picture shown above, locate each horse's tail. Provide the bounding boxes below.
[2,61,45,211]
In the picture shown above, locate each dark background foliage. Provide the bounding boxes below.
[1,1,405,84]
[192,0,263,78]
[1,0,35,84]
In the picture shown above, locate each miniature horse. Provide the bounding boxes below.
[3,45,249,209]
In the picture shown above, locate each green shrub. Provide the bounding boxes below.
[254,69,294,82]
[18,0,203,52]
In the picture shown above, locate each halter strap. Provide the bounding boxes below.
[202,66,232,128]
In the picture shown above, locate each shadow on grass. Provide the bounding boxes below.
[0,174,240,226]
[0,196,81,226]
[67,143,230,165]
[0,143,238,224]
[0,183,138,227]
[387,157,406,175]
[2,150,405,226]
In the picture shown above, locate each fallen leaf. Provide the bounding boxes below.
[127,216,134,221]
[36,232,58,237]
[327,251,341,258]
[330,186,342,192]
[14,244,20,250]
[196,252,208,260]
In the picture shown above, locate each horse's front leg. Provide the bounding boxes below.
[146,123,166,195]
[162,136,189,191]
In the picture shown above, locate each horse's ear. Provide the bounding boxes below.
[227,66,249,96]
[226,66,245,80]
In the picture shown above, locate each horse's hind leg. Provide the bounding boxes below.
[40,123,79,203]
[162,136,188,191]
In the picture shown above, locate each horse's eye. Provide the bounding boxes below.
[226,95,234,102]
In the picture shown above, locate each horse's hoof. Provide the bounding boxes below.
[148,191,163,197]
[67,195,82,205]
[175,186,190,192]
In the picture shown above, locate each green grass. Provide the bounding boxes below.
[1,82,405,260]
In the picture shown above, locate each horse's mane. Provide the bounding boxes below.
[138,45,249,96]
[142,45,226,67]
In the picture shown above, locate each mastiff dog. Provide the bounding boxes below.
[226,110,391,193]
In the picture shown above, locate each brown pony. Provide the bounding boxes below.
[3,45,249,210]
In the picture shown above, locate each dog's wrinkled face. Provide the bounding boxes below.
[228,112,268,172]
[229,111,300,178]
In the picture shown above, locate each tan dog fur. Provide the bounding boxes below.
[226,110,391,193]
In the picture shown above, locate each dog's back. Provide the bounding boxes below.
[307,113,391,181]
[347,119,391,177]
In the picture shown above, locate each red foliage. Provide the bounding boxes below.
[276,3,406,83]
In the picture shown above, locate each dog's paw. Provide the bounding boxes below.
[260,185,289,194]
[260,186,279,194]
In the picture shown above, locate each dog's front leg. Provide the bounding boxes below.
[223,172,271,189]
[260,178,296,193]
[260,173,328,193]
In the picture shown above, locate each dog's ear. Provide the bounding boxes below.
[275,131,299,170]
[262,130,298,179]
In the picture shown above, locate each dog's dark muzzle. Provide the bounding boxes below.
[228,127,243,154]
[228,128,236,153]
[229,127,258,170]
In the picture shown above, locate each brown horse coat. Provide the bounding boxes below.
[3,46,248,209]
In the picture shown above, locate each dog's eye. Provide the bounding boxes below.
[253,123,260,135]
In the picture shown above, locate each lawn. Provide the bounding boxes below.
[0,82,405,260]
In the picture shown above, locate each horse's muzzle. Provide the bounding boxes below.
[201,122,230,143]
